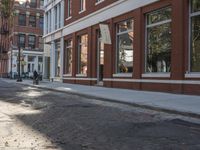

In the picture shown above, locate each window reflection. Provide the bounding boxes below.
[146,7,172,73]
[190,0,200,72]
[78,34,88,75]
[116,19,134,73]
[65,39,73,74]
[191,0,200,13]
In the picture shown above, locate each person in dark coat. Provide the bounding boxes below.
[33,70,39,84]
[33,70,38,80]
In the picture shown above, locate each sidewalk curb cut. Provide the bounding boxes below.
[18,82,200,119]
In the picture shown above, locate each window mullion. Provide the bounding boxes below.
[146,19,172,28]
[190,11,200,17]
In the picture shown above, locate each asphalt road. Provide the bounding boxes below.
[0,79,200,150]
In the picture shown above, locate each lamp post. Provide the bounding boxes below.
[17,46,22,82]
[16,0,26,82]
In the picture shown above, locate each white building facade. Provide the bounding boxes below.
[43,0,65,81]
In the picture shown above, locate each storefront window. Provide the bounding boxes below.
[116,19,134,73]
[78,34,88,75]
[28,56,36,72]
[191,0,200,13]
[190,0,200,72]
[65,39,73,74]
[55,42,61,77]
[38,56,43,73]
[146,7,172,73]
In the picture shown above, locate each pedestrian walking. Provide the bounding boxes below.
[33,70,39,85]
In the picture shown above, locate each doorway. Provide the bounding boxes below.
[55,41,61,78]
[97,31,104,85]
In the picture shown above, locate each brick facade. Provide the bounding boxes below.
[45,0,200,95]
[7,0,44,78]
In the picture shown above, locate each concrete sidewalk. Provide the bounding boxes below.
[1,78,200,118]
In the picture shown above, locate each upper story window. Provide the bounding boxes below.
[116,19,134,74]
[59,3,61,27]
[19,14,26,26]
[46,12,49,34]
[29,0,37,8]
[48,11,52,32]
[18,34,25,48]
[55,6,58,29]
[77,34,88,75]
[29,15,36,27]
[39,17,44,30]
[190,0,200,72]
[39,36,44,50]
[80,0,86,12]
[95,0,104,5]
[145,7,172,73]
[40,0,44,8]
[67,0,72,18]
[28,35,36,49]
[55,3,61,29]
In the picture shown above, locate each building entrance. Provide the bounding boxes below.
[97,31,104,85]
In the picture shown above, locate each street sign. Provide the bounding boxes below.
[99,24,112,45]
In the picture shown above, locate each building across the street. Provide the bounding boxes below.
[2,0,44,79]
[0,0,11,77]
[8,0,44,79]
[43,0,64,81]
[43,0,200,95]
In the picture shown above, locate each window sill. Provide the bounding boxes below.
[95,0,105,5]
[63,74,72,77]
[113,73,132,78]
[76,74,87,77]
[79,10,86,14]
[142,73,170,78]
[185,73,200,78]
[65,16,72,21]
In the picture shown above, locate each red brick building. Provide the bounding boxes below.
[44,0,200,95]
[7,0,44,78]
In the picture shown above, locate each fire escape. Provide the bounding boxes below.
[0,9,10,76]
[0,19,9,57]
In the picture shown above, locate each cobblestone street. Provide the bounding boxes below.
[0,79,200,150]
